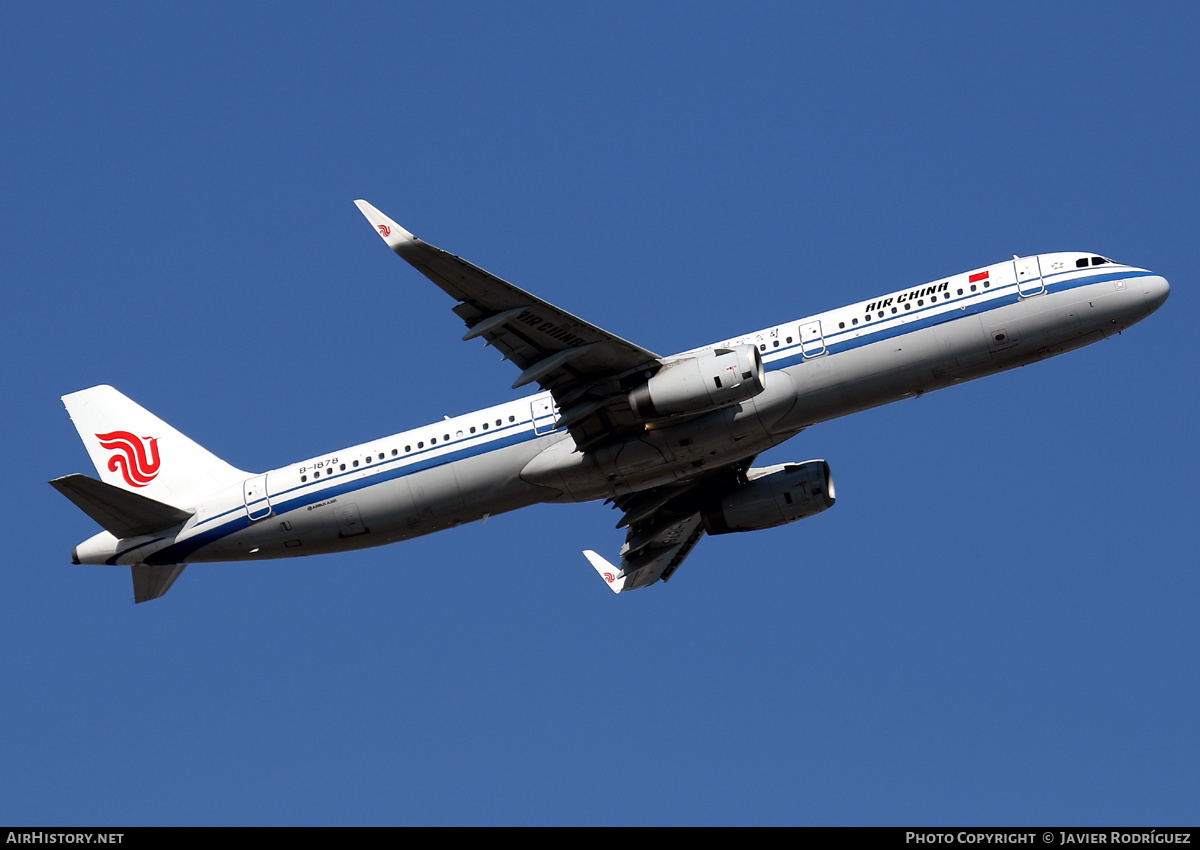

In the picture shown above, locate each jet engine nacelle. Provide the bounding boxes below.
[629,344,765,420]
[703,460,836,535]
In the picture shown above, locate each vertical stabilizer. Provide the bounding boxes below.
[62,385,248,507]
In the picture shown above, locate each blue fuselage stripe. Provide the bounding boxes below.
[138,266,1148,565]
[144,424,539,564]
[759,269,1147,370]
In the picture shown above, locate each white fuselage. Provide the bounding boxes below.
[74,253,1170,567]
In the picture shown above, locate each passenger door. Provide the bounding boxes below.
[243,474,272,521]
[800,320,827,358]
[1013,255,1045,297]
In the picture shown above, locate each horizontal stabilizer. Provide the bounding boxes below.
[131,564,186,604]
[50,473,192,538]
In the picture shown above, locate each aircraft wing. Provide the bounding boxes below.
[355,200,663,446]
[585,512,705,593]
[582,460,754,592]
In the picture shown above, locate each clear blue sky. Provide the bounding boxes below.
[2,2,1196,825]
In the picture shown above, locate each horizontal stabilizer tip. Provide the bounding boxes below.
[583,549,626,593]
[354,199,416,250]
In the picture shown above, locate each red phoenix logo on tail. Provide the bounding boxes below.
[95,431,161,488]
[377,224,391,237]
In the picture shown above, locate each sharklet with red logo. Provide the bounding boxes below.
[354,200,416,251]
[583,550,627,594]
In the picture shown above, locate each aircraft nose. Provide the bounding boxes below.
[1143,274,1170,314]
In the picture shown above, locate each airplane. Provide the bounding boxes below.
[51,200,1170,602]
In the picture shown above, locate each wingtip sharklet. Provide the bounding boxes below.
[583,549,627,594]
[353,199,416,250]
